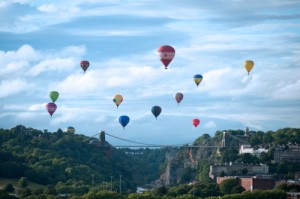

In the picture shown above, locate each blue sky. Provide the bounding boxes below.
[0,0,300,146]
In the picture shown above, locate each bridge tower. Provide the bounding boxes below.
[99,131,106,147]
[244,126,249,137]
[221,131,226,148]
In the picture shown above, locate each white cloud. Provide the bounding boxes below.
[1,45,86,77]
[203,121,217,129]
[28,103,45,111]
[28,58,77,76]
[0,79,35,98]
[38,4,57,13]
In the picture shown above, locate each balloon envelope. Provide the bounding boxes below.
[175,92,183,105]
[192,118,200,127]
[157,45,175,69]
[151,106,162,119]
[49,91,59,103]
[119,115,130,129]
[46,102,57,117]
[80,60,90,73]
[193,74,203,87]
[244,60,254,75]
[113,94,123,108]
[65,126,75,133]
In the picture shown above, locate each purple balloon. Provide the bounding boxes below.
[175,92,183,105]
[46,102,57,117]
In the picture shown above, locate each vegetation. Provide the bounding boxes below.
[0,125,299,198]
[0,125,167,193]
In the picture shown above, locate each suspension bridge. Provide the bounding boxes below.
[90,131,239,149]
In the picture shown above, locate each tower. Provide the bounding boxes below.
[99,131,106,147]
[222,131,226,148]
[244,126,249,137]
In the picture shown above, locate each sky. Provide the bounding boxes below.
[0,0,300,146]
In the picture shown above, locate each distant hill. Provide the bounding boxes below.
[0,125,167,193]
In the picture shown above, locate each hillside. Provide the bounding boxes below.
[0,125,167,193]
[158,128,300,185]
[1,125,300,196]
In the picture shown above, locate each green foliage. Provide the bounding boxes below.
[4,183,15,192]
[0,126,166,193]
[167,184,191,197]
[221,148,239,163]
[19,177,29,188]
[197,160,211,183]
[276,183,300,192]
[83,190,123,199]
[128,192,157,199]
[219,178,239,195]
[0,190,18,199]
[220,190,286,199]
[180,167,193,183]
[152,186,167,196]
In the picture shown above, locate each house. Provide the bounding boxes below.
[274,150,300,163]
[217,176,275,191]
[210,162,269,179]
[239,145,268,157]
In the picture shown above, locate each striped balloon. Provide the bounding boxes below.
[193,74,203,87]
[80,60,90,73]
[46,102,57,117]
[157,45,175,69]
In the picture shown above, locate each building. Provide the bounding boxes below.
[274,150,300,163]
[210,163,269,179]
[287,192,300,199]
[239,145,269,157]
[217,176,275,191]
[239,177,275,191]
[239,145,254,154]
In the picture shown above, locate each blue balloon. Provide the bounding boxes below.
[151,106,162,120]
[119,115,130,129]
[193,74,203,79]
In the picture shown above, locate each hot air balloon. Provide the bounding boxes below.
[175,92,183,105]
[80,60,90,73]
[192,118,200,128]
[244,60,254,75]
[151,106,162,120]
[157,45,175,69]
[49,91,59,103]
[65,126,75,134]
[193,74,203,87]
[46,102,57,117]
[119,115,130,129]
[113,94,123,108]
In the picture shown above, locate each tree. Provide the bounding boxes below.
[18,177,28,188]
[219,178,239,195]
[180,166,193,183]
[221,148,239,163]
[152,186,167,196]
[231,185,245,194]
[4,183,15,192]
[0,190,17,199]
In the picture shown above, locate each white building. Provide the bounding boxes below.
[239,145,268,157]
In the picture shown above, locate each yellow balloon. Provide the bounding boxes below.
[113,94,123,108]
[244,60,254,75]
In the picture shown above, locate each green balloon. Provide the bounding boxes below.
[49,91,59,102]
